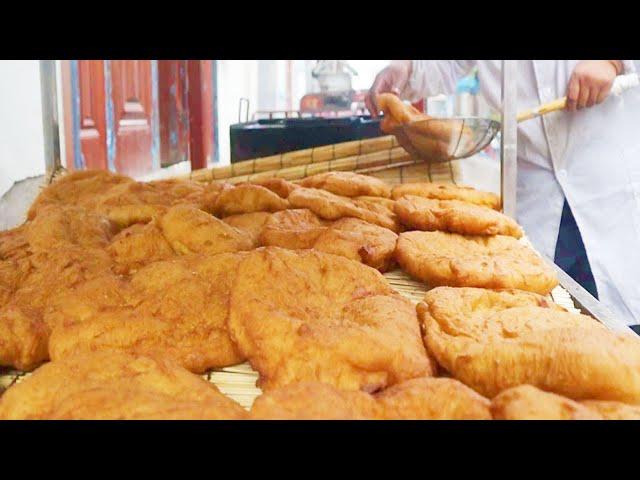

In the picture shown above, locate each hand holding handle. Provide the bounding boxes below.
[517,73,639,123]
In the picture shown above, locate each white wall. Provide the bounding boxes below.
[0,60,45,198]
[216,60,259,165]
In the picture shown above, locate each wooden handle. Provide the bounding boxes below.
[517,97,567,123]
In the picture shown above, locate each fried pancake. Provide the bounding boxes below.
[26,204,116,251]
[395,196,523,238]
[580,400,640,420]
[0,225,31,261]
[418,287,640,402]
[354,196,396,213]
[28,169,226,228]
[288,187,400,232]
[377,93,428,132]
[260,209,329,249]
[0,351,247,420]
[107,221,175,274]
[27,170,134,220]
[94,179,224,228]
[106,205,253,273]
[261,210,397,271]
[491,385,602,420]
[47,253,248,373]
[250,377,491,420]
[391,182,501,210]
[223,212,273,248]
[373,377,491,420]
[0,260,25,307]
[228,247,433,392]
[214,184,289,217]
[1,245,114,370]
[312,218,398,272]
[251,382,368,419]
[159,204,253,255]
[299,172,391,198]
[396,231,558,294]
[240,178,299,199]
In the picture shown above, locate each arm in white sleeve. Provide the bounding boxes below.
[620,60,637,74]
[400,60,475,102]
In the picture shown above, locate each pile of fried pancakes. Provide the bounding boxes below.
[1,169,639,420]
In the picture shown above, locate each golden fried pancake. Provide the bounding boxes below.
[214,184,289,217]
[107,221,175,274]
[26,204,115,251]
[395,196,523,238]
[261,210,397,272]
[250,382,369,419]
[27,169,134,220]
[312,218,397,272]
[491,385,602,420]
[47,253,248,373]
[580,400,640,420]
[0,225,32,261]
[354,196,396,213]
[228,247,433,392]
[250,377,490,420]
[0,245,114,370]
[0,351,247,420]
[418,287,640,402]
[223,212,273,248]
[391,182,501,210]
[396,231,558,294]
[377,93,428,132]
[260,209,329,249]
[288,187,399,232]
[240,178,299,199]
[299,172,391,198]
[159,204,253,255]
[28,170,223,228]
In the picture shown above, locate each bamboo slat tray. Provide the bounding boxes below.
[0,138,582,411]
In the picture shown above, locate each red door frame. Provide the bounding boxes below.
[158,60,189,167]
[186,60,215,171]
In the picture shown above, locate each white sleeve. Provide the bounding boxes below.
[621,60,637,74]
[400,60,475,102]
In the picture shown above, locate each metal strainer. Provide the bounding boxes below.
[392,117,500,163]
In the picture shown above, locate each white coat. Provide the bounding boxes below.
[400,60,640,325]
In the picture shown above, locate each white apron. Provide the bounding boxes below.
[401,60,640,325]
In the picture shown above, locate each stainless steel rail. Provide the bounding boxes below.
[544,255,634,334]
[500,60,518,218]
[39,60,61,180]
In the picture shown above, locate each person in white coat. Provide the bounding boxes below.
[366,60,640,328]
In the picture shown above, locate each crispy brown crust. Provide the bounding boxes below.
[491,385,603,420]
[299,172,391,198]
[239,178,299,199]
[288,187,400,232]
[395,196,523,238]
[0,351,247,420]
[396,231,557,294]
[419,287,640,402]
[47,252,248,373]
[391,182,501,210]
[228,247,434,392]
[214,184,289,217]
[222,212,273,248]
[250,377,491,420]
[261,210,398,272]
[580,400,640,420]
